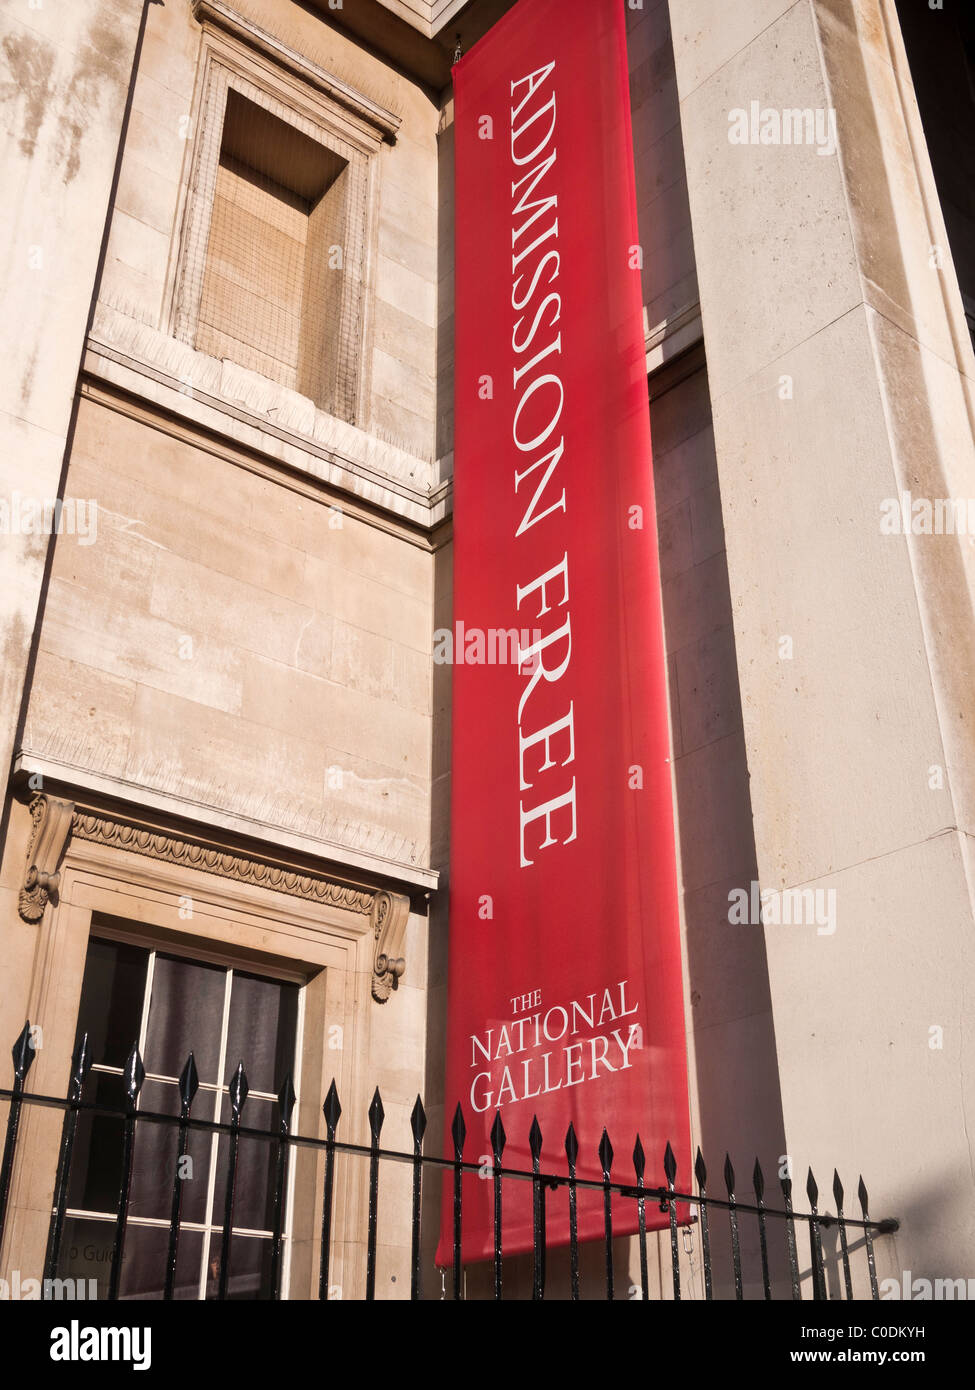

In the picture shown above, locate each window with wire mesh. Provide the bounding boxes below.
[193,87,364,421]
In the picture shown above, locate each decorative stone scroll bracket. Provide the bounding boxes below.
[19,795,75,922]
[371,890,410,1003]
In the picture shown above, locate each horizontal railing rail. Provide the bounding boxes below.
[0,1021,898,1301]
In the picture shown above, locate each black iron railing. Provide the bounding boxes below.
[0,1021,898,1300]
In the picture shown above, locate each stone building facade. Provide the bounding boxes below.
[0,0,973,1298]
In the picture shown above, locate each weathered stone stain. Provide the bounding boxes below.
[2,6,132,183]
[0,32,55,158]
[61,6,132,185]
[19,348,38,410]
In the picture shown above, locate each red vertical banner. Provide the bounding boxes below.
[440,0,690,1264]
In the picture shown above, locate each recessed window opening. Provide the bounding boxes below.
[196,88,352,412]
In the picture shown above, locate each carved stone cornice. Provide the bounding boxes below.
[70,810,376,914]
[21,800,416,1002]
[370,890,410,1002]
[19,795,75,922]
[191,0,402,143]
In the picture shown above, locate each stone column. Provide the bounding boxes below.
[669,0,975,1280]
[0,0,145,833]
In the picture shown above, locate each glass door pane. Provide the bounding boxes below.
[144,954,227,1083]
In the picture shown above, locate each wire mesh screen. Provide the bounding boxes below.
[176,74,367,425]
